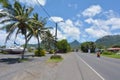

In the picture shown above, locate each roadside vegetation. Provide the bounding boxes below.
[56,39,71,53]
[47,55,63,63]
[80,41,120,59]
[80,41,96,53]
[102,51,120,59]
[0,1,72,61]
[102,54,120,59]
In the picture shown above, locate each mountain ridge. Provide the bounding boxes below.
[95,35,120,47]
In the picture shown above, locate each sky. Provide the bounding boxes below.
[0,0,120,46]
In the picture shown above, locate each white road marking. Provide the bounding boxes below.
[78,54,105,80]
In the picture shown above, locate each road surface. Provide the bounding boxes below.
[77,52,120,80]
[1,52,120,80]
[55,53,103,80]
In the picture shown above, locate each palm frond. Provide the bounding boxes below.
[15,28,20,39]
[5,29,14,43]
[14,1,23,15]
[0,23,14,32]
[26,7,33,17]
[5,22,20,43]
[33,13,38,20]
[0,18,13,24]
[9,22,19,32]
[0,0,12,9]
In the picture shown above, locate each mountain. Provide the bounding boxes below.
[95,35,120,47]
[69,40,80,49]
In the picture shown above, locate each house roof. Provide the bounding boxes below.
[107,48,120,50]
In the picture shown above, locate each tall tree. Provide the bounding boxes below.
[27,13,47,51]
[41,30,55,50]
[56,39,71,53]
[0,1,34,59]
[80,42,96,53]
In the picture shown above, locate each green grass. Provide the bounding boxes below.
[19,58,30,62]
[47,58,63,63]
[102,54,120,59]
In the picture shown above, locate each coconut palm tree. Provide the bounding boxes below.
[0,0,12,9]
[0,1,34,59]
[28,13,48,51]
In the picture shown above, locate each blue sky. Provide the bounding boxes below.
[0,0,120,46]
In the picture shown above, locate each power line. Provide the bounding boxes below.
[36,0,55,23]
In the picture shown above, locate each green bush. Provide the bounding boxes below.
[50,55,62,59]
[102,51,114,55]
[49,50,54,54]
[34,49,46,57]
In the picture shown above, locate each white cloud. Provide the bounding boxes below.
[28,37,38,44]
[85,17,120,31]
[59,19,81,41]
[103,10,120,19]
[84,13,120,38]
[74,20,82,26]
[49,16,64,23]
[37,0,46,6]
[19,0,46,6]
[49,18,81,41]
[50,28,66,40]
[82,5,102,17]
[85,27,111,38]
[106,18,120,30]
[0,31,7,46]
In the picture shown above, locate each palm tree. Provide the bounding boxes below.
[0,1,34,59]
[0,0,12,9]
[28,13,47,51]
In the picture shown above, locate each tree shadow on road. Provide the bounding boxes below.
[0,58,20,64]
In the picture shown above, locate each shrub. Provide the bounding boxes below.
[34,49,46,57]
[49,50,54,54]
[50,55,62,59]
[102,51,114,55]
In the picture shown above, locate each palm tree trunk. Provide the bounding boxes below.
[21,34,28,59]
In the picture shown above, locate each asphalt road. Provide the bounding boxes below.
[55,53,103,80]
[0,52,104,80]
[77,52,120,80]
[1,52,120,80]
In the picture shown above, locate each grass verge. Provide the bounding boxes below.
[102,54,120,59]
[47,58,63,63]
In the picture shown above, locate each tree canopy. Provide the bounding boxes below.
[80,41,96,53]
[56,39,71,53]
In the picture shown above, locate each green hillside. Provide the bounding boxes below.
[69,40,80,49]
[95,35,120,47]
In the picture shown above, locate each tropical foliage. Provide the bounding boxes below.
[34,49,46,57]
[56,39,71,53]
[41,30,55,50]
[0,1,35,59]
[0,1,52,59]
[80,41,96,53]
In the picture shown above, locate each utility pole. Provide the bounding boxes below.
[54,21,64,54]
